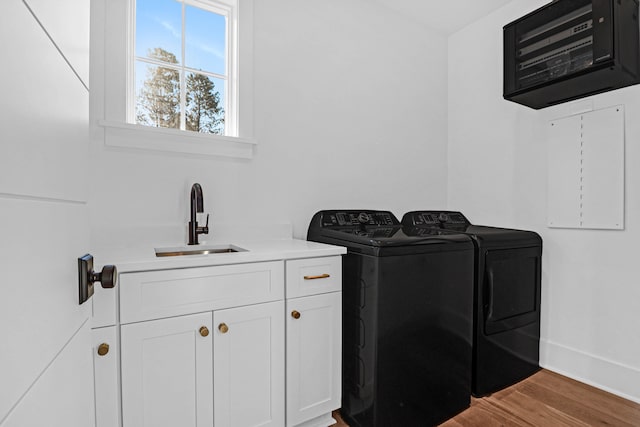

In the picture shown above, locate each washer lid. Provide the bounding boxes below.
[314,226,471,247]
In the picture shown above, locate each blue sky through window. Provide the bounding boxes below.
[136,0,182,63]
[186,5,226,74]
[136,0,226,74]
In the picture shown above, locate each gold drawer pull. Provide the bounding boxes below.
[218,323,229,334]
[97,343,110,356]
[199,326,209,337]
[291,310,301,319]
[303,273,330,280]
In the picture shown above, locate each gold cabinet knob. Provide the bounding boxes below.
[97,343,109,356]
[199,326,209,337]
[291,310,301,319]
[218,323,229,333]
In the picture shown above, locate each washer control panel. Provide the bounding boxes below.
[320,210,398,227]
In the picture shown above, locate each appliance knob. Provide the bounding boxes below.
[358,212,371,224]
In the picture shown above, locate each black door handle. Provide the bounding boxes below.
[78,254,118,305]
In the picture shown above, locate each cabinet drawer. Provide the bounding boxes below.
[285,256,341,298]
[120,261,284,324]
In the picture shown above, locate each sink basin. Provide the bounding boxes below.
[155,244,248,257]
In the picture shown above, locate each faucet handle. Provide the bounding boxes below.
[200,214,210,235]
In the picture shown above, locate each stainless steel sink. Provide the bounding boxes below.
[155,244,247,257]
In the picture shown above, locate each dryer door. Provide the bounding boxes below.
[483,246,541,335]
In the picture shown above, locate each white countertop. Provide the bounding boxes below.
[94,238,347,273]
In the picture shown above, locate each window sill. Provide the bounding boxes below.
[98,120,256,159]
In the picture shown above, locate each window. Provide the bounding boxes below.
[94,0,254,158]
[129,0,238,136]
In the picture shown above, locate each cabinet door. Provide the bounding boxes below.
[93,327,119,427]
[286,292,342,427]
[214,301,285,427]
[120,312,213,427]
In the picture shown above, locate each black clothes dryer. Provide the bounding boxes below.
[402,211,542,397]
[308,210,475,427]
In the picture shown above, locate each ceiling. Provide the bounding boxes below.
[372,0,515,35]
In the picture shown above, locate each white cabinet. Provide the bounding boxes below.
[285,256,342,427]
[120,312,214,427]
[117,260,287,427]
[119,303,285,427]
[214,301,285,427]
[92,253,343,427]
[286,293,342,427]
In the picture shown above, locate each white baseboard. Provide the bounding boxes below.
[540,338,640,404]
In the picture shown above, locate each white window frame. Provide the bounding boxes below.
[93,0,255,159]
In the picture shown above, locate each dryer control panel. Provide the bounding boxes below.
[402,211,470,230]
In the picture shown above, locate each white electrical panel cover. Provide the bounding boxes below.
[547,105,624,230]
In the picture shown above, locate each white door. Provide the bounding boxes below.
[120,313,214,427]
[286,292,342,427]
[0,0,94,426]
[214,301,285,427]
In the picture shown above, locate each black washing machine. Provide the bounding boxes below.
[402,211,542,397]
[307,210,475,427]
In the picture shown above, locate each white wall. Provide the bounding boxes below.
[89,0,448,246]
[1,0,96,425]
[448,0,640,402]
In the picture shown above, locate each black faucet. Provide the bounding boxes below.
[188,183,209,245]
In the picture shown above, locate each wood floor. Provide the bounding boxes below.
[332,369,640,426]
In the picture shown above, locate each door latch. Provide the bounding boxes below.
[78,254,117,305]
